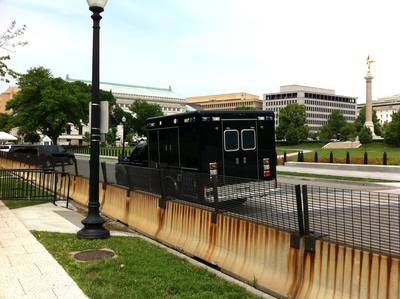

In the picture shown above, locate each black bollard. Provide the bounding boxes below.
[314,152,318,163]
[383,152,387,165]
[297,152,301,162]
[330,152,334,163]
[364,152,368,165]
[346,152,350,164]
[283,152,287,164]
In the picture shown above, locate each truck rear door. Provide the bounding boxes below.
[222,120,258,179]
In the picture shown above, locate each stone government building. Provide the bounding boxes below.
[186,92,262,110]
[263,85,357,133]
[62,76,186,145]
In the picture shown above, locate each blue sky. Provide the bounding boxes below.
[1,0,400,102]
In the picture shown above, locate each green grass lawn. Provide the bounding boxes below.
[277,142,400,165]
[2,199,51,209]
[33,232,259,299]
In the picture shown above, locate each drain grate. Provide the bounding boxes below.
[73,249,115,262]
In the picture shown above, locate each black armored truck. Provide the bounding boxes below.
[116,110,277,206]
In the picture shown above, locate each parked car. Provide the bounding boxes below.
[8,145,75,167]
[0,145,12,152]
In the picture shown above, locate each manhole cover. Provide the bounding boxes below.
[73,249,115,262]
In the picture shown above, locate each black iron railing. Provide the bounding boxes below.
[0,169,71,206]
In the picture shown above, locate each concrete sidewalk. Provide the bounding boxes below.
[0,200,87,299]
[277,164,400,182]
[2,201,274,299]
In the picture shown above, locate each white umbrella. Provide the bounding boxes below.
[0,131,18,141]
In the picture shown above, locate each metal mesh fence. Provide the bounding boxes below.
[115,164,400,257]
[305,185,400,257]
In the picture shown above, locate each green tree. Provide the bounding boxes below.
[6,67,91,144]
[275,125,285,141]
[0,113,12,132]
[359,126,373,146]
[276,103,308,145]
[125,132,134,145]
[327,111,346,139]
[105,127,117,146]
[308,131,319,141]
[384,111,400,146]
[319,124,332,143]
[24,132,40,144]
[0,21,27,83]
[110,105,133,128]
[340,122,357,141]
[355,107,382,136]
[234,106,255,110]
[129,100,163,136]
[82,132,90,144]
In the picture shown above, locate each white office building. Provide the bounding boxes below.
[263,85,357,133]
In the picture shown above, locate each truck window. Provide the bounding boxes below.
[241,129,256,150]
[224,130,239,152]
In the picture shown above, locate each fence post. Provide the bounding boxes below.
[291,184,305,249]
[301,185,317,252]
[364,152,368,164]
[283,152,287,164]
[53,172,58,205]
[346,152,350,164]
[101,162,108,187]
[295,184,304,236]
[330,151,334,163]
[73,158,79,176]
[314,152,318,163]
[383,152,387,165]
[158,168,167,209]
[301,185,310,235]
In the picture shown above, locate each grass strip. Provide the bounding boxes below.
[278,171,400,183]
[2,199,52,209]
[32,231,259,299]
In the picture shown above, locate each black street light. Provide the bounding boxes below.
[77,0,110,240]
[121,116,126,158]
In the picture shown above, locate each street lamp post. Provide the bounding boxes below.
[121,116,126,158]
[77,0,110,240]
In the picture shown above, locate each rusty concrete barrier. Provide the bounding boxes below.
[69,175,104,208]
[126,191,160,238]
[155,201,215,261]
[296,240,400,299]
[209,214,302,298]
[69,176,89,206]
[101,184,130,224]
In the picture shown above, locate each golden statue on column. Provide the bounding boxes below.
[366,55,375,76]
[364,55,377,137]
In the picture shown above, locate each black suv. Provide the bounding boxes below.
[8,145,75,167]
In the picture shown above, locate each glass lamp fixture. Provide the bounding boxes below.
[87,0,108,9]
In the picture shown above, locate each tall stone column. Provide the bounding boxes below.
[364,74,375,136]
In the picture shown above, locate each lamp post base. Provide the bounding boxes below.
[77,214,110,239]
